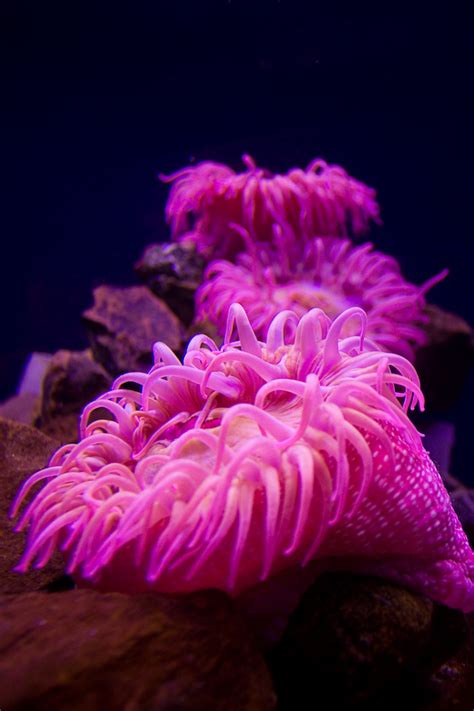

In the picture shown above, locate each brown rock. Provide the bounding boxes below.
[0,417,64,594]
[37,412,81,445]
[135,241,205,325]
[83,285,184,376]
[419,610,474,710]
[35,348,112,443]
[270,572,469,708]
[39,348,111,420]
[0,588,277,710]
[0,392,40,425]
[416,304,474,412]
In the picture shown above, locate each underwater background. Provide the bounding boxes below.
[3,1,472,481]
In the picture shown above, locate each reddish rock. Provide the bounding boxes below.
[135,241,205,325]
[0,417,64,594]
[39,348,111,420]
[416,304,474,412]
[419,610,474,710]
[0,589,277,710]
[83,285,184,376]
[37,412,81,445]
[0,392,40,426]
[270,572,470,709]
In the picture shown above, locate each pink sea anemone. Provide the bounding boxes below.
[11,305,474,611]
[197,234,448,361]
[161,155,380,259]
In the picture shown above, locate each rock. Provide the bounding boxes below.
[0,588,277,710]
[0,392,40,425]
[419,610,474,710]
[135,241,205,325]
[270,572,469,709]
[37,412,81,445]
[416,304,474,412]
[39,349,111,420]
[35,349,112,443]
[0,417,64,594]
[82,285,184,376]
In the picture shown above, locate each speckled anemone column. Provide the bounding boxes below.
[11,304,474,612]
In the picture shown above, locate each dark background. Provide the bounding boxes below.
[3,2,473,479]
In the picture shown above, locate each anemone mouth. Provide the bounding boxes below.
[273,281,353,321]
[10,304,474,612]
[196,235,444,361]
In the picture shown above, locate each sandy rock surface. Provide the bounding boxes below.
[83,285,184,375]
[0,588,277,710]
[0,417,64,594]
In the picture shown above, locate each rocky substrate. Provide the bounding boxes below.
[135,241,205,326]
[0,589,276,710]
[269,572,474,710]
[1,417,474,709]
[82,284,184,377]
[0,418,64,595]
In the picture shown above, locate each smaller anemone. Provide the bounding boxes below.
[161,155,380,259]
[11,305,473,612]
[197,232,448,361]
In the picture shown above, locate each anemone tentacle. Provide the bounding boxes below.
[161,156,380,260]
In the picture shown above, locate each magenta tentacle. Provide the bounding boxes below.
[197,235,445,362]
[162,156,380,260]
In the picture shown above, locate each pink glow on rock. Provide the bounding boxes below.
[161,156,380,259]
[11,305,474,612]
[197,235,448,361]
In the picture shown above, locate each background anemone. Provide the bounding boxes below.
[11,305,474,612]
[161,156,380,260]
[197,233,448,361]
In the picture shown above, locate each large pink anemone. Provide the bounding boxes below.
[11,305,474,611]
[161,155,380,259]
[197,233,448,361]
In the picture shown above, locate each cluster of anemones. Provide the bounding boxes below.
[164,155,445,361]
[12,305,474,609]
[12,153,473,615]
